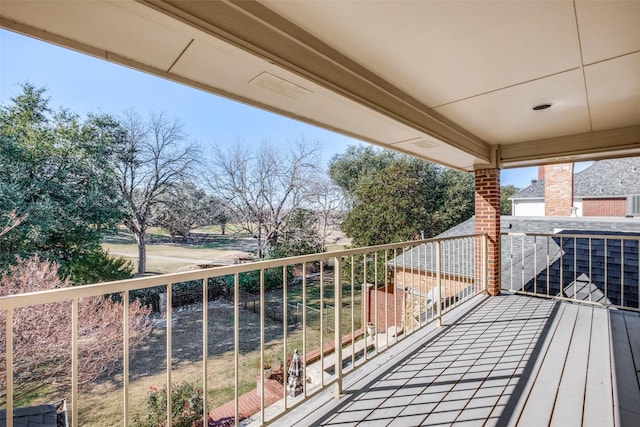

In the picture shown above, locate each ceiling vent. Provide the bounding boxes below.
[411,139,437,150]
[250,72,312,100]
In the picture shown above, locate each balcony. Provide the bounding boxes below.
[278,292,640,426]
[2,230,640,426]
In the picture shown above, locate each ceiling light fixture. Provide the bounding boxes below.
[532,103,552,111]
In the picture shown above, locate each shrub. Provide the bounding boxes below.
[0,256,152,405]
[226,266,292,294]
[132,381,204,427]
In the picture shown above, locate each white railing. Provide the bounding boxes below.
[503,231,640,311]
[1,234,486,426]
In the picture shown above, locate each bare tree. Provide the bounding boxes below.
[153,182,220,242]
[114,111,199,273]
[0,256,152,404]
[207,139,320,258]
[308,177,347,251]
[0,209,27,238]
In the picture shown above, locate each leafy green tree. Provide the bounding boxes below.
[500,185,518,215]
[341,159,440,246]
[332,146,474,246]
[435,168,475,232]
[0,83,131,282]
[328,145,398,203]
[270,208,322,258]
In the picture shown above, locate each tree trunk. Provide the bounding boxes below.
[135,231,147,274]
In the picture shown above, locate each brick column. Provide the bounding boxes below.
[475,168,501,296]
[544,163,574,216]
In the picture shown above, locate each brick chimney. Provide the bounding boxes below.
[538,166,545,181]
[544,163,574,216]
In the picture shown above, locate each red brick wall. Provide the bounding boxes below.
[544,164,574,216]
[364,287,403,332]
[582,198,627,216]
[475,168,500,296]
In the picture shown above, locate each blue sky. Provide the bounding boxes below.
[0,29,572,188]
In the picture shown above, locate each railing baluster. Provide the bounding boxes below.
[72,298,78,427]
[574,237,578,302]
[394,248,398,343]
[621,241,625,307]
[282,266,288,408]
[233,274,239,426]
[202,278,208,426]
[521,235,525,291]
[6,308,13,427]
[123,290,130,426]
[320,262,325,387]
[259,269,264,422]
[302,262,307,398]
[560,238,564,298]
[422,244,427,326]
[363,253,368,361]
[350,255,355,368]
[605,239,609,304]
[510,234,514,291]
[483,235,488,293]
[436,241,442,328]
[374,251,378,354]
[334,256,343,397]
[546,236,550,297]
[384,249,389,350]
[533,236,538,296]
[589,238,593,304]
[166,284,173,427]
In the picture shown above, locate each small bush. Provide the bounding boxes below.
[132,381,204,427]
[226,266,292,294]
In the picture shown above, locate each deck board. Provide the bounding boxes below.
[610,310,640,426]
[549,305,592,427]
[517,302,578,426]
[582,306,615,427]
[623,311,640,388]
[267,294,640,427]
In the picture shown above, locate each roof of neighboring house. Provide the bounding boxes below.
[511,157,640,199]
[393,216,640,308]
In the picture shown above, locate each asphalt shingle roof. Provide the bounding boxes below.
[511,157,640,199]
[393,216,640,308]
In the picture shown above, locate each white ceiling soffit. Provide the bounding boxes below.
[1,1,639,171]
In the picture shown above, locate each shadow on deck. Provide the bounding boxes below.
[273,293,639,426]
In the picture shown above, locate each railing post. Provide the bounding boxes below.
[334,256,343,397]
[436,241,442,328]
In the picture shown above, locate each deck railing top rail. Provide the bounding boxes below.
[0,234,483,310]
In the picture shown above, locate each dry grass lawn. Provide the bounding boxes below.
[77,301,330,425]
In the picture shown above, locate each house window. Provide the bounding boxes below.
[628,195,640,216]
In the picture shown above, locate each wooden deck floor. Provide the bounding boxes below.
[275,293,640,426]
